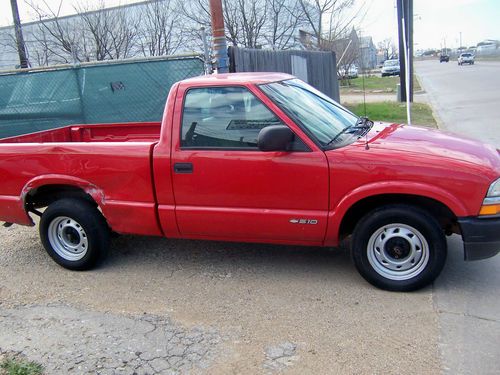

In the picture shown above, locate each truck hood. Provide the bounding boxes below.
[356,122,500,176]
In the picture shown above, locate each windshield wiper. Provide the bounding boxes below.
[327,117,373,146]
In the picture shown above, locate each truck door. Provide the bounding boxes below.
[170,85,329,244]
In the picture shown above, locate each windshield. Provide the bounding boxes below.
[384,60,399,67]
[462,53,472,57]
[260,79,359,147]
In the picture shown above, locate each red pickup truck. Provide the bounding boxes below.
[1,73,499,291]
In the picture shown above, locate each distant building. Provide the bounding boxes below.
[299,28,378,70]
[476,40,499,55]
[359,36,377,69]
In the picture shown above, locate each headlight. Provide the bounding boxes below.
[487,177,500,197]
[479,177,500,215]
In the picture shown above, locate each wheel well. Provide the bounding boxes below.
[338,194,459,239]
[25,184,97,210]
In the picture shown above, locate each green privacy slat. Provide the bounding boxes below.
[0,56,204,138]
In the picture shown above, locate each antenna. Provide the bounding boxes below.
[361,61,367,117]
[401,16,411,125]
[359,29,367,117]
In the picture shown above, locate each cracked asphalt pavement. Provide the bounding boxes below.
[0,305,220,374]
[0,224,441,374]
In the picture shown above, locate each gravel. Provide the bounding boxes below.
[0,224,441,374]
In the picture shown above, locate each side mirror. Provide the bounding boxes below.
[257,125,294,152]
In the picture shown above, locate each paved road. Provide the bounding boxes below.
[416,60,500,375]
[416,60,500,146]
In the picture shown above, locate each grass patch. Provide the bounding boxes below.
[0,357,43,375]
[345,101,436,126]
[340,75,421,93]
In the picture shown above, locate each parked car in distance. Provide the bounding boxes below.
[381,59,400,76]
[439,55,450,63]
[458,53,475,65]
[338,64,359,79]
[1,73,500,292]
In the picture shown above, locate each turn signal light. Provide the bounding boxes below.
[479,204,500,216]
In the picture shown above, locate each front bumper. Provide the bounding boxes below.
[458,217,500,261]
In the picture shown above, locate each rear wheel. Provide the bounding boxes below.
[351,205,447,291]
[40,198,109,270]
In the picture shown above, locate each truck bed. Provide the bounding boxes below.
[0,122,161,143]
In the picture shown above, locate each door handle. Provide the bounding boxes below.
[174,162,193,174]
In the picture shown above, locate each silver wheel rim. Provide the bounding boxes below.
[367,223,429,281]
[48,216,88,261]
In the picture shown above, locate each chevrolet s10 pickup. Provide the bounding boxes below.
[1,73,499,291]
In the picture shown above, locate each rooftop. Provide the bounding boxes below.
[181,72,296,85]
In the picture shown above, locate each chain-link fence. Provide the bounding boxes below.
[0,55,204,139]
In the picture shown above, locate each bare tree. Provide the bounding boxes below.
[28,25,53,66]
[25,0,87,64]
[265,0,307,50]
[237,0,267,48]
[24,0,141,64]
[137,0,184,56]
[103,7,140,59]
[77,2,112,61]
[77,2,140,60]
[298,0,335,49]
[377,38,395,60]
[336,29,359,84]
[298,0,366,50]
[178,0,270,49]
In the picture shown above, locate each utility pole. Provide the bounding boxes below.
[396,0,413,102]
[200,27,212,74]
[209,0,228,73]
[10,0,29,68]
[459,32,462,50]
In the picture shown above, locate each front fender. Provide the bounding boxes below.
[324,181,468,246]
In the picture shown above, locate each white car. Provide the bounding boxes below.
[338,65,359,79]
[381,59,400,77]
[458,53,475,65]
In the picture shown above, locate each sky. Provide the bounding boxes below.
[0,0,499,49]
[360,0,500,50]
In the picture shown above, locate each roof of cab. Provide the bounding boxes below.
[180,72,295,86]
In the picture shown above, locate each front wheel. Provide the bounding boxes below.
[40,198,110,270]
[351,205,447,291]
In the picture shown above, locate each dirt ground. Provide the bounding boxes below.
[0,222,442,374]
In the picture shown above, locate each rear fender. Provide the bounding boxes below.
[20,175,105,225]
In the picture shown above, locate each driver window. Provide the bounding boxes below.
[181,86,284,149]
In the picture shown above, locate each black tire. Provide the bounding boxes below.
[40,198,110,270]
[351,204,447,292]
